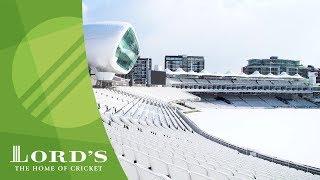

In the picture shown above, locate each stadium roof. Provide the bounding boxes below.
[166,69,305,79]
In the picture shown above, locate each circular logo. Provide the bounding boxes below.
[12,17,99,128]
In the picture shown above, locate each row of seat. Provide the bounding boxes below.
[94,88,138,114]
[117,86,200,103]
[195,95,318,109]
[104,114,319,180]
[167,78,309,88]
[106,120,256,180]
[95,88,320,180]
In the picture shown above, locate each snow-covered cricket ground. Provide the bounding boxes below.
[187,108,320,168]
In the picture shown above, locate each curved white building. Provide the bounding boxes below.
[84,21,139,80]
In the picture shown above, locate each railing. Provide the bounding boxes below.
[185,88,313,94]
[169,82,313,94]
[177,110,320,176]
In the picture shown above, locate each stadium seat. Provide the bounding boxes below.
[172,156,189,169]
[136,163,170,180]
[149,157,170,176]
[168,164,191,180]
[122,146,136,162]
[190,171,214,180]
[189,163,208,176]
[207,168,229,180]
[94,88,320,180]
[134,151,151,169]
[119,157,139,180]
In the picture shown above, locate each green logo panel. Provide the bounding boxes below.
[0,0,126,179]
[12,17,96,128]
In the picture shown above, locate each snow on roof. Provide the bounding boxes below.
[188,70,199,76]
[280,72,294,79]
[250,71,265,78]
[175,68,187,74]
[166,68,305,80]
[293,74,304,79]
[266,73,277,78]
[239,72,249,77]
[165,68,173,74]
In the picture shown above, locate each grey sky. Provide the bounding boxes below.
[83,0,320,72]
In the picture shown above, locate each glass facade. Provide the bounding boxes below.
[248,59,300,67]
[120,57,152,86]
[115,28,139,70]
[243,57,307,76]
[165,55,205,72]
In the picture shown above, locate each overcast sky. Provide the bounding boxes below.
[83,0,320,73]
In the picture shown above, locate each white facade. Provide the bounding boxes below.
[84,21,139,80]
[308,72,318,85]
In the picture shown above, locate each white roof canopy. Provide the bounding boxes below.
[165,68,173,74]
[165,69,305,80]
[249,71,265,78]
[293,74,304,79]
[175,68,188,75]
[188,70,199,76]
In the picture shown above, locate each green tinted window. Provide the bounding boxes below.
[116,28,139,70]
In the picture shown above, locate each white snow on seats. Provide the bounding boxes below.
[116,86,200,103]
[95,88,320,180]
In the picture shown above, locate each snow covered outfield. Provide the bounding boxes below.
[114,86,320,169]
[186,108,320,168]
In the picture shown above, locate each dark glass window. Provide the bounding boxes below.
[116,28,139,70]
